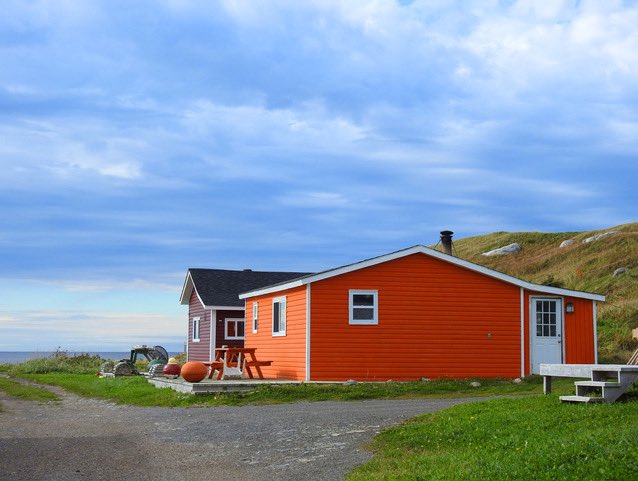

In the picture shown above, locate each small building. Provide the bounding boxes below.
[179,268,310,362]
[239,245,605,381]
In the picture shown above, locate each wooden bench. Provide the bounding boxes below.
[244,360,272,379]
[204,361,224,380]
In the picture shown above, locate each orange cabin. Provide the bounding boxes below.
[239,246,604,381]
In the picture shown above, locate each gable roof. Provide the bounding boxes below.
[180,268,312,308]
[238,245,606,302]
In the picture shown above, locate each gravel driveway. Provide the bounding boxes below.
[0,384,482,481]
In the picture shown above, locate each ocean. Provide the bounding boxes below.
[0,351,179,364]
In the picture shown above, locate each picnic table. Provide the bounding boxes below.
[204,347,272,380]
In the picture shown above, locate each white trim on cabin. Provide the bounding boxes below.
[520,288,525,378]
[306,284,311,382]
[593,301,598,364]
[239,245,606,302]
[529,296,565,374]
[348,289,379,325]
[179,271,195,305]
[209,309,216,360]
[192,316,201,342]
[252,302,258,334]
[272,296,287,337]
[205,305,244,311]
[225,317,246,340]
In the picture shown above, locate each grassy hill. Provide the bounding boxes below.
[446,222,638,363]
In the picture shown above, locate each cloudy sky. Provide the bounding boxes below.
[1,0,637,351]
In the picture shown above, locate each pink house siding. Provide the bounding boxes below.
[187,290,210,361]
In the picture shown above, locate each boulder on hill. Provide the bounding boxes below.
[583,231,618,244]
[613,267,628,277]
[560,239,575,248]
[482,243,521,257]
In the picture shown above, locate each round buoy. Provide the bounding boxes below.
[180,361,208,382]
[163,363,181,377]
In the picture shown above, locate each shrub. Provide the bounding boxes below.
[8,349,104,375]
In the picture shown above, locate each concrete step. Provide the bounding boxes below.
[574,381,622,388]
[560,395,604,403]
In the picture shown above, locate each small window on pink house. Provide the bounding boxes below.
[225,318,245,340]
[192,317,201,342]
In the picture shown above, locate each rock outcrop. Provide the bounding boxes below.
[482,243,521,256]
[583,231,618,244]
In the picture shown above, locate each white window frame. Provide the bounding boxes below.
[272,296,287,337]
[225,318,245,340]
[349,290,378,325]
[192,316,201,342]
[252,302,258,333]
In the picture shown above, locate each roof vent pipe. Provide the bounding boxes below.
[440,230,454,255]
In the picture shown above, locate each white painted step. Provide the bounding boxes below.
[560,395,604,403]
[574,381,621,388]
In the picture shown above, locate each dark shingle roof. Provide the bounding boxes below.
[185,268,312,307]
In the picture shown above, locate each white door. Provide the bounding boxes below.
[531,298,563,373]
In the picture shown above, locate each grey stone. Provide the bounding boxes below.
[559,239,575,248]
[582,231,618,244]
[482,243,521,256]
[420,377,431,382]
[512,378,523,384]
[343,379,358,385]
[469,381,481,388]
[613,267,628,277]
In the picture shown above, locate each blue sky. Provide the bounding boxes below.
[1,0,637,351]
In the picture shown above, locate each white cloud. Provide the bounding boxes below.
[0,309,184,351]
[277,191,350,209]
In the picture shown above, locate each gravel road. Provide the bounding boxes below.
[0,383,482,481]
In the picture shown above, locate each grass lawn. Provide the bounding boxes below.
[348,394,638,481]
[15,373,577,407]
[0,377,59,403]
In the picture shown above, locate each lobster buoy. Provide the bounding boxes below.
[180,361,208,382]
[163,363,181,377]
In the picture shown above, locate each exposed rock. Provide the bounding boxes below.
[420,377,431,382]
[613,267,628,277]
[512,378,523,384]
[482,243,521,256]
[343,379,358,385]
[582,231,618,244]
[559,239,575,248]
[470,381,481,388]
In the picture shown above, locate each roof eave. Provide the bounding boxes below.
[179,271,194,305]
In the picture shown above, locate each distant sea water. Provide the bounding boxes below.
[0,351,178,364]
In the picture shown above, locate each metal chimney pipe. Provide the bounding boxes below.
[440,230,454,255]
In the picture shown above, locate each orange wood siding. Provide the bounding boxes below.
[244,285,307,380]
[563,297,596,364]
[309,253,521,381]
[187,290,210,361]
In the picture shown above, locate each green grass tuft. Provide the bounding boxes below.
[7,351,105,375]
[0,377,59,403]
[349,395,638,481]
[16,373,577,407]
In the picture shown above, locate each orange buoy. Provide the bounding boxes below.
[180,361,208,382]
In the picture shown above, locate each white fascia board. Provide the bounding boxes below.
[179,272,194,305]
[203,305,245,311]
[238,245,606,302]
[238,279,306,299]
